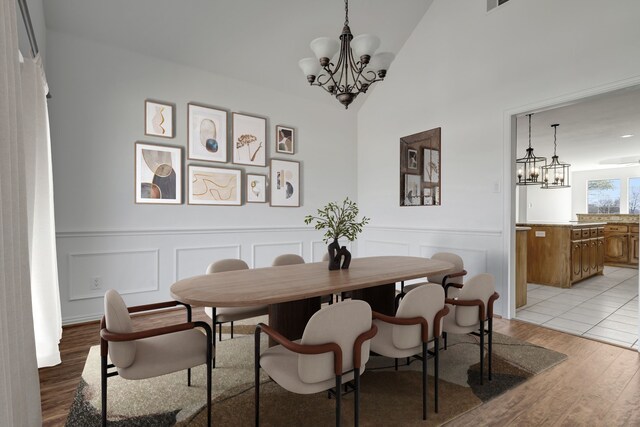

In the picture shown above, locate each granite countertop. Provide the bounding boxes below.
[576,213,640,224]
[516,226,531,231]
[516,222,607,227]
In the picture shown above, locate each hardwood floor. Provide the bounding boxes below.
[40,310,640,426]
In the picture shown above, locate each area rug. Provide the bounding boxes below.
[66,329,566,426]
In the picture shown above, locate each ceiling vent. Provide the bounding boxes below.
[487,0,511,12]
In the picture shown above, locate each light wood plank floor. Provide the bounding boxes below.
[40,309,640,426]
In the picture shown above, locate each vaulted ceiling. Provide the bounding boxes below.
[43,0,434,109]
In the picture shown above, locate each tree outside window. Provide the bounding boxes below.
[587,179,620,214]
[629,177,640,214]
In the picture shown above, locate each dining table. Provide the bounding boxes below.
[170,255,454,352]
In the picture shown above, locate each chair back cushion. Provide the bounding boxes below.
[206,258,249,274]
[104,289,136,368]
[299,300,372,384]
[272,254,305,266]
[394,284,445,348]
[427,252,464,285]
[455,273,495,327]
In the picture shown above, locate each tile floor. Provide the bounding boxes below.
[516,266,639,349]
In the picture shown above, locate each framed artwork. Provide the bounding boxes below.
[275,125,295,154]
[404,174,422,206]
[188,165,241,206]
[270,159,300,207]
[232,113,267,166]
[246,174,267,203]
[188,103,228,163]
[407,148,418,169]
[144,100,174,138]
[423,148,440,184]
[134,142,182,204]
[399,127,441,206]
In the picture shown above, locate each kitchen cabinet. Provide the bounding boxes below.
[604,224,637,267]
[518,222,605,288]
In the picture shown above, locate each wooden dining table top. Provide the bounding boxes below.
[170,256,454,307]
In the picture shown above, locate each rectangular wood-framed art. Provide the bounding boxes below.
[187,103,228,163]
[144,100,175,138]
[188,165,241,206]
[275,125,295,154]
[270,159,300,207]
[134,142,182,204]
[246,174,267,203]
[232,112,267,166]
[399,127,441,206]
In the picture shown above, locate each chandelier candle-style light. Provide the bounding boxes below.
[298,0,394,109]
[541,124,571,189]
[516,113,547,186]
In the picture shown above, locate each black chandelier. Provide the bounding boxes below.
[541,124,571,189]
[298,0,394,109]
[516,113,547,185]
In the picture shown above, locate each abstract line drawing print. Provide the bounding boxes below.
[188,165,241,206]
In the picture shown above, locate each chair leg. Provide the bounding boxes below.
[443,332,447,350]
[101,354,108,427]
[218,322,222,342]
[394,358,398,371]
[211,308,217,369]
[488,317,493,381]
[205,326,212,427]
[479,320,485,385]
[231,321,234,339]
[422,341,427,420]
[335,375,342,427]
[434,337,440,413]
[187,368,191,386]
[254,329,261,427]
[354,368,360,427]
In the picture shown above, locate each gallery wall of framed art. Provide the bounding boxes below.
[399,127,441,206]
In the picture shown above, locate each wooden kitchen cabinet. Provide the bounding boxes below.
[631,231,639,265]
[604,224,631,265]
[519,223,605,288]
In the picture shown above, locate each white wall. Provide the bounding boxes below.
[46,30,357,323]
[572,166,640,218]
[518,185,572,223]
[357,0,640,317]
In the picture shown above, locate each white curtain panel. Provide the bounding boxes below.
[0,0,43,424]
[22,54,63,368]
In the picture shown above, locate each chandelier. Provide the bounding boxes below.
[298,0,394,109]
[541,124,571,189]
[516,113,547,185]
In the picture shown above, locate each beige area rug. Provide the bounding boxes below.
[66,328,567,426]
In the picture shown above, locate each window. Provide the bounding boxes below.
[587,179,621,213]
[630,177,640,214]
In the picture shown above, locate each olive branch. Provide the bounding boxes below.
[304,198,370,243]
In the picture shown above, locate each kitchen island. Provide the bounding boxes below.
[516,222,606,288]
[577,214,639,268]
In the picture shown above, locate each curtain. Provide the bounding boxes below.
[22,54,62,368]
[0,0,43,425]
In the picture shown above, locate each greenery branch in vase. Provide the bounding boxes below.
[304,198,370,270]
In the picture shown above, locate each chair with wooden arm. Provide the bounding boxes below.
[396,252,467,309]
[370,284,449,420]
[101,289,212,427]
[442,273,500,385]
[204,259,269,343]
[254,300,377,427]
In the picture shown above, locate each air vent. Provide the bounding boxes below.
[487,0,511,12]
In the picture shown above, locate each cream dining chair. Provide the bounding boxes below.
[370,283,449,420]
[254,300,377,427]
[100,289,212,427]
[442,273,499,385]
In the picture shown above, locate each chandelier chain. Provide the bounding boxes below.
[527,113,532,149]
[344,0,349,26]
[552,124,558,155]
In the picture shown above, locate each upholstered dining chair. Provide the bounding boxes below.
[370,284,449,420]
[442,273,499,385]
[100,289,212,427]
[204,259,269,342]
[396,252,467,308]
[254,300,377,427]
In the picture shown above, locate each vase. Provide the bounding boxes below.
[327,239,351,270]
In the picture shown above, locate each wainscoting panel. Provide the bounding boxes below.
[362,240,411,256]
[419,245,488,278]
[68,249,159,301]
[252,241,304,268]
[175,245,241,281]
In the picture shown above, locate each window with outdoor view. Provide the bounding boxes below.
[629,177,640,214]
[587,179,621,213]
